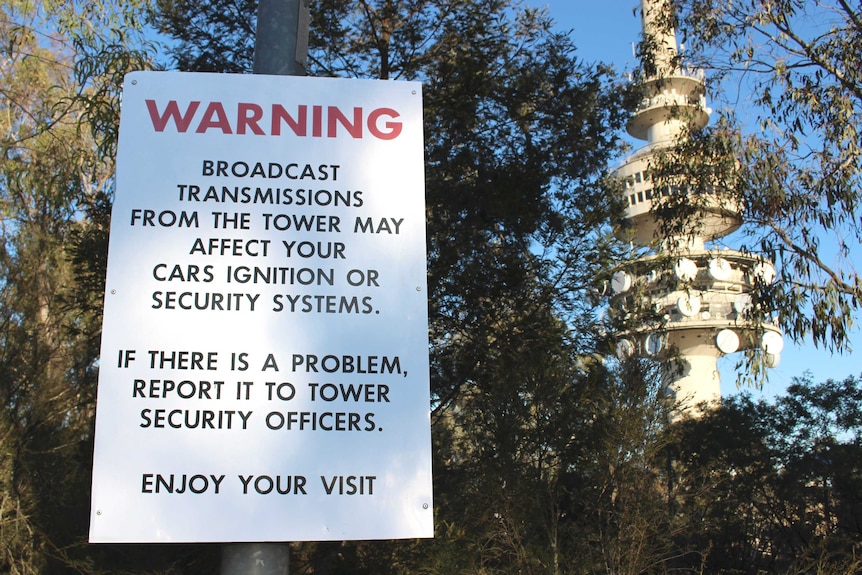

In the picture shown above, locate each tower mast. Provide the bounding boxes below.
[609,0,783,414]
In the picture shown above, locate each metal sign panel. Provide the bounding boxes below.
[89,71,433,543]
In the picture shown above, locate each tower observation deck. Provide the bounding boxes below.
[609,0,783,414]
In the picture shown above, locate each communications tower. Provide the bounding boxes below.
[608,0,783,413]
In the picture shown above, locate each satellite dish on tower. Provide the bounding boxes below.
[753,261,776,284]
[715,329,740,354]
[616,338,635,359]
[761,331,785,354]
[733,293,752,314]
[708,257,731,281]
[644,333,664,355]
[674,258,698,282]
[611,270,633,293]
[677,293,702,316]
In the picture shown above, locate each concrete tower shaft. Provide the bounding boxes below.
[609,0,783,415]
[641,0,678,79]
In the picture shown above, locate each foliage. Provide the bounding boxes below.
[152,1,654,574]
[6,0,862,574]
[670,373,862,574]
[0,4,99,572]
[565,357,676,575]
[152,0,256,72]
[0,1,164,573]
[645,0,862,354]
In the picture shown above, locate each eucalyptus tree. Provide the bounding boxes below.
[670,374,862,574]
[154,1,642,573]
[643,0,862,357]
[0,1,151,573]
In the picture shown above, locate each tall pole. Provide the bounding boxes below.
[221,544,291,575]
[253,0,309,76]
[220,1,308,573]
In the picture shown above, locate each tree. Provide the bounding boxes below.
[18,3,862,574]
[153,0,256,72]
[153,1,649,574]
[562,356,676,575]
[0,1,166,573]
[670,373,862,574]
[0,5,106,572]
[644,0,862,355]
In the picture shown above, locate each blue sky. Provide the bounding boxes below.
[531,0,861,399]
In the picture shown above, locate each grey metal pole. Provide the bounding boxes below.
[221,543,291,575]
[253,0,309,76]
[220,1,309,573]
